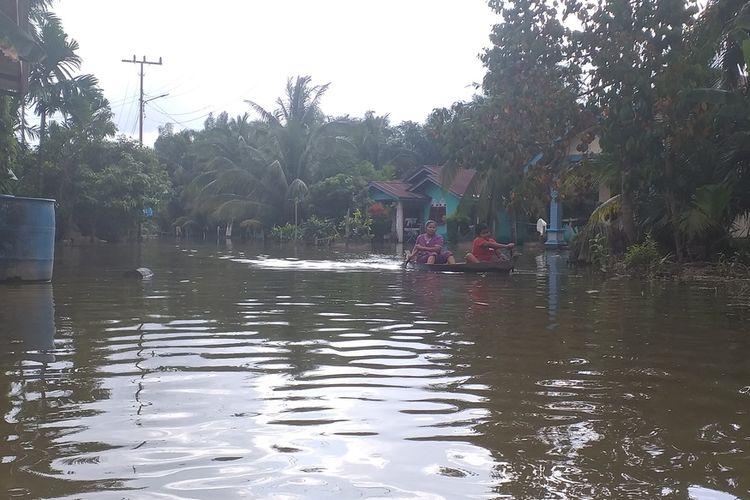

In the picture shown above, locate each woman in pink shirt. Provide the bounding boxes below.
[410,220,456,265]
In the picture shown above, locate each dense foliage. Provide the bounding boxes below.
[430,0,750,262]
[1,0,749,262]
[152,88,418,240]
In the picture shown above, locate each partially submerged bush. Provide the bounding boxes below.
[271,223,301,242]
[301,216,339,244]
[339,209,373,241]
[589,233,610,272]
[624,235,660,271]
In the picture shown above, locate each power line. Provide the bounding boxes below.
[122,98,142,132]
[121,55,164,145]
[124,92,139,136]
[116,79,131,130]
[147,101,215,128]
[110,94,139,107]
[149,102,215,117]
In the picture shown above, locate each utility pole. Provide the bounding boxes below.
[121,55,163,145]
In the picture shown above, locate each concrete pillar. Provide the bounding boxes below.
[545,188,566,248]
[395,201,404,244]
[547,251,560,330]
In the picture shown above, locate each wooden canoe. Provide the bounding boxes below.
[410,261,513,273]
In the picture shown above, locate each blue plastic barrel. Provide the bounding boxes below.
[0,195,56,282]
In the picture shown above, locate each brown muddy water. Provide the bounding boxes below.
[1,241,749,499]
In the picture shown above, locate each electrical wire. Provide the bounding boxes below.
[122,95,139,136]
[117,89,133,130]
[146,101,215,128]
[130,98,139,136]
[147,101,215,117]
[116,83,132,130]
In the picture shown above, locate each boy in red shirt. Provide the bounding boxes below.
[465,223,515,263]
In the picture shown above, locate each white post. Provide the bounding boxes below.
[396,201,404,244]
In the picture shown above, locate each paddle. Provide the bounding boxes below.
[402,247,417,268]
[496,243,517,263]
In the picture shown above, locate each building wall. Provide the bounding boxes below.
[419,184,460,239]
[370,192,396,203]
[494,209,513,243]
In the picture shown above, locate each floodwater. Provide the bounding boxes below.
[1,241,749,499]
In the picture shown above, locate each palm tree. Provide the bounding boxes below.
[242,75,357,230]
[25,11,99,194]
[188,154,290,229]
[179,77,352,233]
[244,75,331,185]
[688,0,750,90]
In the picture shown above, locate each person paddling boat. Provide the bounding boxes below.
[408,220,456,265]
[465,223,515,263]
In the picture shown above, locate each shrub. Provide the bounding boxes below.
[340,209,373,240]
[270,223,301,242]
[589,232,609,272]
[624,235,660,271]
[301,216,339,244]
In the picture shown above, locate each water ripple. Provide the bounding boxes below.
[1,244,749,499]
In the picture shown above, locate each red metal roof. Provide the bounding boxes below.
[369,181,426,200]
[370,166,476,200]
[415,165,476,197]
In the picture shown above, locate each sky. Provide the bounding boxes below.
[53,0,499,147]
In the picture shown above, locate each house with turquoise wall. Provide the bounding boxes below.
[369,166,507,243]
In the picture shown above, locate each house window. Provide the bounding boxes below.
[429,204,446,225]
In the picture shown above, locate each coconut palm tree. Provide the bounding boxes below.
[244,75,332,185]
[188,154,290,229]
[242,75,358,228]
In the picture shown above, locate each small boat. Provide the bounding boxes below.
[410,260,513,273]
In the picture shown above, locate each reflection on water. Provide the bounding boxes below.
[0,283,56,363]
[234,255,402,272]
[0,241,748,499]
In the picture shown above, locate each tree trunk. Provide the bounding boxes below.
[20,101,26,147]
[664,153,684,262]
[620,171,636,246]
[57,183,70,240]
[666,190,685,262]
[38,109,47,196]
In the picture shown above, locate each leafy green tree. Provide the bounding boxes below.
[79,141,171,242]
[307,160,394,220]
[0,96,19,192]
[569,0,700,244]
[391,120,443,174]
[43,93,117,236]
[434,0,585,232]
